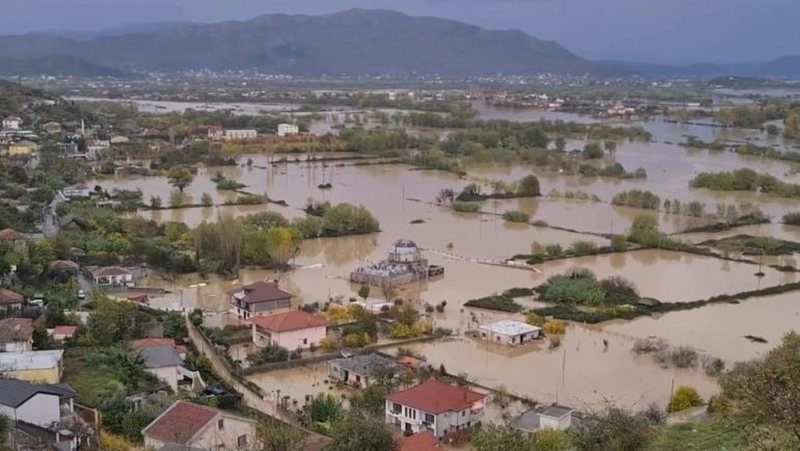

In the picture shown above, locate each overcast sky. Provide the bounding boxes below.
[1,0,797,64]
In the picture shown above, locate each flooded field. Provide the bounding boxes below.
[599,291,800,363]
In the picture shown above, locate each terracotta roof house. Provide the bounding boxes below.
[229,281,292,319]
[130,337,187,359]
[0,318,34,352]
[91,266,133,287]
[385,380,486,438]
[53,325,78,341]
[0,289,24,317]
[398,431,448,451]
[49,260,80,272]
[142,400,257,451]
[0,228,25,243]
[250,310,328,350]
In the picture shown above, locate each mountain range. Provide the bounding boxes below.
[0,9,608,77]
[0,9,797,79]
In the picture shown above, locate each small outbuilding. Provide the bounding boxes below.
[510,404,575,437]
[478,319,541,345]
[328,353,404,388]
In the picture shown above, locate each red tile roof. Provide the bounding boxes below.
[0,228,24,241]
[386,380,486,415]
[142,401,221,445]
[53,325,78,338]
[231,281,292,305]
[92,266,131,277]
[49,260,79,271]
[0,318,34,342]
[129,337,176,349]
[398,431,446,451]
[0,289,24,305]
[250,310,329,333]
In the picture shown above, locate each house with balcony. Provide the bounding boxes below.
[385,379,486,438]
[229,281,292,319]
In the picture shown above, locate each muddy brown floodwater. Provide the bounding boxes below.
[84,102,800,414]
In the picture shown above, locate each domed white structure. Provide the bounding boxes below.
[350,239,443,288]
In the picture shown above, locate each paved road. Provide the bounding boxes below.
[185,317,296,423]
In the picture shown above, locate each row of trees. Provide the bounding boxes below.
[690,168,800,199]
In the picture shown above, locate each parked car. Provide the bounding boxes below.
[77,289,86,300]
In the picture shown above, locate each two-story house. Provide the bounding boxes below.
[142,400,258,450]
[385,380,486,438]
[229,281,292,319]
[0,379,75,427]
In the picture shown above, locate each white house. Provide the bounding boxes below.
[62,183,92,199]
[277,123,299,137]
[477,319,540,346]
[224,129,257,140]
[140,345,185,391]
[385,379,486,438]
[3,115,21,130]
[143,400,258,450]
[91,266,134,287]
[0,379,75,427]
[510,404,575,437]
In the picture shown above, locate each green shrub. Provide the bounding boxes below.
[452,201,481,213]
[569,240,598,256]
[464,296,522,313]
[667,386,704,412]
[502,210,530,223]
[611,234,629,251]
[782,212,800,226]
[541,276,606,305]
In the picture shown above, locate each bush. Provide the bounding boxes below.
[464,295,522,313]
[543,320,567,335]
[632,338,668,354]
[452,201,481,213]
[611,235,628,251]
[517,174,541,197]
[667,386,704,412]
[582,142,604,159]
[541,276,605,305]
[526,312,546,327]
[502,210,530,223]
[545,244,564,257]
[670,346,699,369]
[248,345,289,365]
[569,240,598,256]
[782,212,800,225]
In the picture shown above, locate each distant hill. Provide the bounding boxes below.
[42,22,198,41]
[604,57,800,79]
[0,9,610,77]
[0,55,130,77]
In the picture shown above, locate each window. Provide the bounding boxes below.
[303,338,308,345]
[392,403,402,413]
[462,410,466,417]
[424,413,435,423]
[237,435,248,448]
[404,407,417,419]
[217,419,224,430]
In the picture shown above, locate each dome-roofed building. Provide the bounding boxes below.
[350,239,443,288]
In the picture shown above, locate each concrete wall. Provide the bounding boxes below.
[0,340,31,352]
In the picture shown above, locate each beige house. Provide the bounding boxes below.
[0,318,34,352]
[0,350,65,383]
[143,401,258,450]
[250,310,328,351]
[8,140,38,156]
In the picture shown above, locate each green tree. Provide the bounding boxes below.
[517,174,542,197]
[628,214,661,246]
[167,166,194,192]
[257,421,304,451]
[582,142,604,159]
[611,235,628,251]
[201,192,213,207]
[569,407,653,451]
[301,394,344,434]
[721,332,800,442]
[358,285,371,300]
[472,425,534,451]
[149,195,162,209]
[328,412,397,451]
[554,136,567,152]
